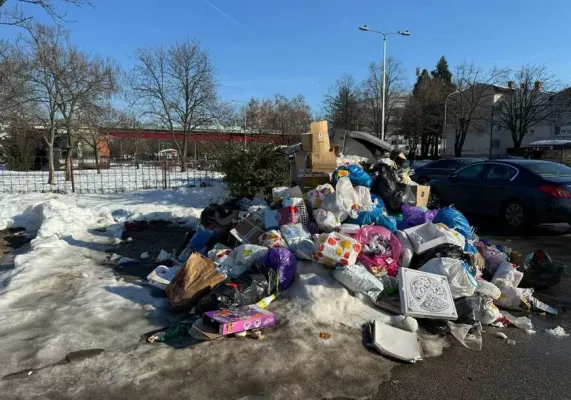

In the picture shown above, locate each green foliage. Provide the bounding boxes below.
[0,129,41,171]
[432,56,453,84]
[324,74,363,130]
[217,142,290,199]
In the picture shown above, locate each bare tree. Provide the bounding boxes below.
[448,62,505,156]
[129,40,218,172]
[79,103,124,173]
[15,24,69,184]
[0,0,92,26]
[55,45,117,180]
[495,65,559,149]
[361,57,407,139]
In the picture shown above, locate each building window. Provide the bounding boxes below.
[558,125,571,136]
[525,129,535,135]
[492,139,501,149]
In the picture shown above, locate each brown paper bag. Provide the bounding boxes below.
[166,253,226,310]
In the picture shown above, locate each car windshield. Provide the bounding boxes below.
[525,162,571,178]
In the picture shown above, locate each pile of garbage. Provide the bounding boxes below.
[141,151,566,362]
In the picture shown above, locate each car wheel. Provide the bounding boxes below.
[503,201,527,229]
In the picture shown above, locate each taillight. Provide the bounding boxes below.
[540,185,571,199]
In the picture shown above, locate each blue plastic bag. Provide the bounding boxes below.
[178,225,214,263]
[464,241,478,255]
[433,207,473,239]
[331,165,372,188]
[346,206,398,233]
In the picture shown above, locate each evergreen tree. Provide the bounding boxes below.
[324,75,363,131]
[432,56,453,84]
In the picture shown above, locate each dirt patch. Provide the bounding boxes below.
[0,228,32,256]
[109,221,191,283]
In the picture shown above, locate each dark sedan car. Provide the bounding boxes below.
[430,160,571,228]
[411,158,484,184]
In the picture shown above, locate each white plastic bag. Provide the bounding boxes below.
[492,261,523,288]
[333,263,384,302]
[288,238,315,261]
[447,321,482,351]
[321,177,360,222]
[313,209,341,233]
[475,280,501,300]
[420,257,477,298]
[307,184,334,209]
[396,230,414,269]
[484,246,509,273]
[354,186,374,212]
[435,223,466,249]
[234,244,269,267]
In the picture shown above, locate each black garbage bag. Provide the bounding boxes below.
[519,250,566,290]
[409,243,471,271]
[195,261,278,315]
[370,163,416,213]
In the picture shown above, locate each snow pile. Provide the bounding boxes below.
[0,186,226,377]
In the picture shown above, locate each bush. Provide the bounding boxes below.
[0,128,42,171]
[217,142,290,199]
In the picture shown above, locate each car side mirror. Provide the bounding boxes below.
[449,173,459,181]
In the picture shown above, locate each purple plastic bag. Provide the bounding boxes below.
[398,204,438,230]
[260,247,297,290]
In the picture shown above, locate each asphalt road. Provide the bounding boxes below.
[372,222,571,400]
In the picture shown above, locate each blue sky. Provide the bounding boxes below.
[3,0,571,113]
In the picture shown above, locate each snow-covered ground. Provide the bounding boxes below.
[0,186,447,399]
[0,165,223,194]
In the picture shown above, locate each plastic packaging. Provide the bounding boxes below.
[398,204,438,230]
[332,263,384,302]
[354,226,402,277]
[260,247,297,290]
[178,225,214,263]
[409,243,470,271]
[345,206,398,233]
[307,184,334,209]
[446,321,483,351]
[502,312,533,330]
[280,223,311,244]
[234,244,269,267]
[492,261,524,288]
[258,230,286,248]
[339,224,361,235]
[321,177,361,221]
[484,246,510,274]
[420,257,478,299]
[433,207,473,239]
[313,232,362,268]
[288,238,315,261]
[435,223,466,250]
[313,209,341,232]
[396,230,414,269]
[475,279,502,300]
[370,163,416,213]
[331,164,373,188]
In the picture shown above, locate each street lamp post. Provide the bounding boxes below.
[359,25,410,142]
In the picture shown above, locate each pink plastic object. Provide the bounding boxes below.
[354,226,402,277]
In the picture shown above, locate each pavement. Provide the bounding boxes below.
[372,221,571,400]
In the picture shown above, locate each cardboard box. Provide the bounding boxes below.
[310,120,330,154]
[410,185,431,207]
[296,152,309,169]
[231,214,265,244]
[310,151,337,173]
[203,306,277,335]
[301,134,313,152]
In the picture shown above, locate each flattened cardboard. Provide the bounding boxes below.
[310,121,330,154]
[203,306,277,335]
[398,267,458,320]
[231,214,265,245]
